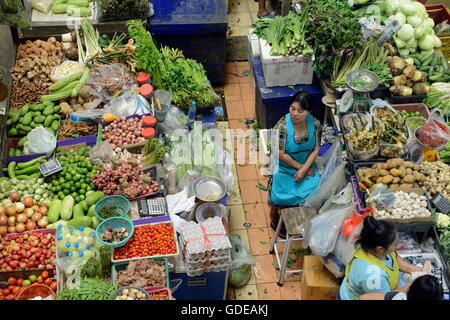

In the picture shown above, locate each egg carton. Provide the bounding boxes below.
[185,262,231,277]
[185,256,231,269]
[180,217,231,259]
[184,250,231,263]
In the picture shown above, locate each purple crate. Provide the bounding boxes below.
[132,215,171,226]
[4,153,47,166]
[56,134,98,147]
[101,114,146,129]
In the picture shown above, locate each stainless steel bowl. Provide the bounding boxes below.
[414,126,447,149]
[346,70,380,94]
[193,176,227,202]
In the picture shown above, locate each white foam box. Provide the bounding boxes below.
[248,28,260,61]
[259,37,315,87]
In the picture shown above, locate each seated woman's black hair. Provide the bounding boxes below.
[290,91,313,112]
[407,275,443,300]
[356,216,397,252]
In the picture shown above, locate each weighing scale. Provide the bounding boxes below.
[341,70,380,112]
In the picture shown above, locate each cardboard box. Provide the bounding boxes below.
[301,255,339,300]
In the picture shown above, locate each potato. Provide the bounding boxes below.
[404,161,415,169]
[373,163,387,170]
[399,183,413,189]
[379,169,390,176]
[381,175,394,184]
[403,175,416,184]
[376,177,383,184]
[387,158,405,169]
[413,171,425,182]
[398,166,406,178]
[406,168,413,175]
[390,168,402,177]
[389,184,399,190]
[393,177,401,184]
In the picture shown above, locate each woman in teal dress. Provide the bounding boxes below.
[269,91,321,238]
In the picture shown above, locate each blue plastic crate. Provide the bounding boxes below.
[148,0,228,85]
[251,56,325,129]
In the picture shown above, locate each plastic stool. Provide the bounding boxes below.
[269,206,317,286]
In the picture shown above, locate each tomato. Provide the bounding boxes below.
[0,295,4,300]
[36,276,43,283]
[16,278,23,287]
[2,288,10,295]
[5,294,15,300]
[7,277,16,285]
[44,277,52,286]
[12,286,21,295]
[50,281,57,292]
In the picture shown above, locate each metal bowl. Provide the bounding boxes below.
[414,126,447,149]
[346,70,380,94]
[193,176,227,202]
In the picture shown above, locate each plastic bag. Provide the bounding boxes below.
[32,0,52,13]
[366,184,396,210]
[0,0,31,29]
[157,105,188,134]
[415,109,450,148]
[89,141,114,165]
[88,63,138,102]
[228,234,258,288]
[318,182,354,215]
[303,140,347,211]
[26,126,57,155]
[97,0,150,22]
[303,201,355,257]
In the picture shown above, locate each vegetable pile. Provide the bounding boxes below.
[405,52,450,84]
[424,83,450,113]
[251,10,312,57]
[417,161,450,199]
[57,276,117,300]
[375,190,432,220]
[5,157,46,180]
[57,119,98,141]
[101,116,145,148]
[386,55,430,96]
[16,38,64,60]
[50,0,93,17]
[92,159,158,199]
[357,158,425,190]
[141,138,167,167]
[0,177,53,204]
[113,287,149,300]
[0,231,56,272]
[344,114,379,153]
[116,259,167,289]
[0,271,57,300]
[0,191,51,235]
[100,226,130,243]
[113,223,177,260]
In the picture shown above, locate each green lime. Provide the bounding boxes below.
[415,111,420,116]
[79,188,86,195]
[80,194,85,200]
[56,185,62,192]
[81,183,88,190]
[72,192,78,198]
[75,182,81,188]
[75,196,81,203]
[59,177,65,184]
[63,189,70,196]
[65,173,72,180]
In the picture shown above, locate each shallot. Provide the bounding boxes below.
[102,117,145,148]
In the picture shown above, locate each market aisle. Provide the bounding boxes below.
[222,61,303,300]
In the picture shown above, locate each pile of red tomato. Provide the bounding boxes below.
[416,119,450,147]
[114,223,177,260]
[0,271,57,300]
[0,231,56,272]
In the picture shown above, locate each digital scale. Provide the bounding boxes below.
[431,193,450,214]
[38,158,63,177]
[341,70,380,112]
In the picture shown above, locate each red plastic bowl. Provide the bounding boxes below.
[15,283,56,300]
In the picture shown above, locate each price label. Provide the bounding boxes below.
[39,158,63,177]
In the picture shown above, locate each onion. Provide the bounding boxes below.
[15,222,25,233]
[39,207,48,216]
[10,192,21,202]
[7,226,16,234]
[8,216,16,226]
[24,208,34,218]
[31,212,42,222]
[37,217,48,228]
[0,214,7,226]
[31,205,40,212]
[0,225,7,235]
[39,199,49,209]
[0,206,5,216]
[25,220,36,231]
[23,197,34,208]
[16,213,27,224]
[15,202,25,213]
[5,205,16,216]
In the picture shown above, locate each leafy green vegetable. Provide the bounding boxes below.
[141,138,167,166]
[80,257,102,278]
[57,277,117,300]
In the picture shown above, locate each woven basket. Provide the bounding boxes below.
[95,217,134,248]
[94,195,130,221]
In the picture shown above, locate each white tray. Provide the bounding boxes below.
[31,1,97,27]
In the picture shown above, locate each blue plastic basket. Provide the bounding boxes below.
[108,285,151,300]
[94,195,130,221]
[95,217,134,248]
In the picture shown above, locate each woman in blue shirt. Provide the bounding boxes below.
[338,216,426,300]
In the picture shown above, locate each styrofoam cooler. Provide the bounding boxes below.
[248,28,260,62]
[259,38,315,87]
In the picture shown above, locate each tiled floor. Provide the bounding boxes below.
[221,60,303,301]
[226,0,274,36]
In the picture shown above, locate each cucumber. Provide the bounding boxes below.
[68,216,93,229]
[85,191,105,207]
[47,199,62,223]
[17,136,28,148]
[422,56,433,67]
[87,204,95,217]
[44,115,54,127]
[79,200,88,212]
[429,72,445,81]
[60,195,75,220]
[51,3,70,13]
[72,203,85,218]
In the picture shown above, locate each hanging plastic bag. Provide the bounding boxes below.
[228,234,258,288]
[415,109,450,148]
[302,140,347,211]
[89,141,114,165]
[26,126,57,155]
[366,184,396,210]
[302,201,355,257]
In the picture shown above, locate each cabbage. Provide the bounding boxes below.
[423,17,435,29]
[418,34,436,51]
[423,26,434,35]
[394,12,407,25]
[420,49,434,55]
[399,48,410,56]
[434,36,442,48]
[386,0,400,16]
[400,1,417,16]
[407,15,422,28]
[406,37,416,48]
[397,24,414,41]
[414,26,425,39]
[409,46,417,53]
[394,36,406,48]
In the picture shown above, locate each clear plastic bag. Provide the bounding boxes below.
[89,141,114,165]
[318,182,354,215]
[31,0,52,14]
[302,201,355,257]
[26,126,57,155]
[97,0,150,22]
[228,234,258,288]
[88,63,138,102]
[158,105,188,134]
[0,0,31,29]
[415,109,450,148]
[366,184,396,210]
